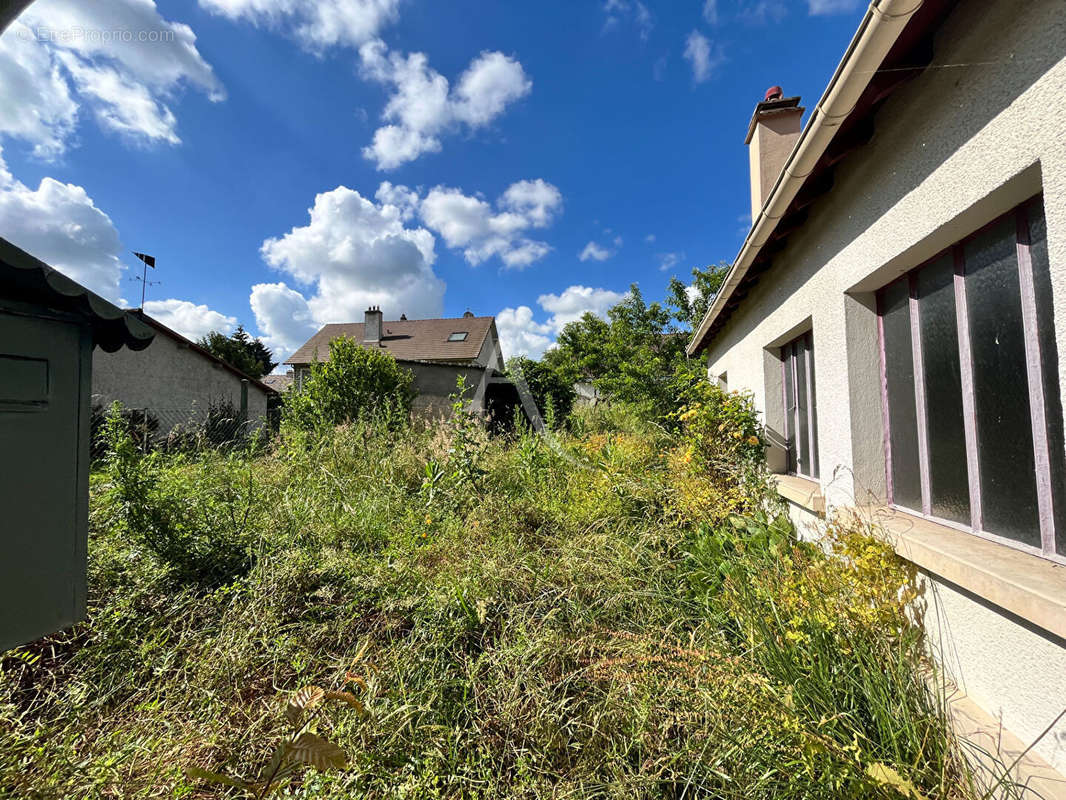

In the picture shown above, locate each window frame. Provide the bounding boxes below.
[876,196,1065,564]
[781,330,819,481]
[447,331,469,342]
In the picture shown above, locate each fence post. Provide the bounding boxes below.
[240,380,249,426]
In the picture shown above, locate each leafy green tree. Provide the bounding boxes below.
[507,356,576,426]
[543,284,696,419]
[197,326,277,379]
[283,336,414,431]
[666,261,730,330]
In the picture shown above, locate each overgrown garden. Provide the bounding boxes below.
[0,340,1025,797]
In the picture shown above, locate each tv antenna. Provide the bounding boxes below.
[130,251,160,308]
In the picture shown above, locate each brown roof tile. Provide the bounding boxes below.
[285,316,495,365]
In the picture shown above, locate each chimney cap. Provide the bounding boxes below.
[764,85,783,101]
[463,309,475,318]
[400,313,407,320]
[745,93,803,144]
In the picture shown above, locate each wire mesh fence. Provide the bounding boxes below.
[90,396,277,461]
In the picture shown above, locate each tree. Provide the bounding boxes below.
[507,356,576,426]
[197,326,277,380]
[666,261,730,331]
[543,284,695,419]
[283,336,415,431]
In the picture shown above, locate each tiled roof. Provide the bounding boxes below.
[285,316,495,365]
[261,373,293,392]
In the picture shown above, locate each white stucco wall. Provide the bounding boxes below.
[704,0,1066,771]
[92,333,269,433]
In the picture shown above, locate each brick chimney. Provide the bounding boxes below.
[745,87,804,222]
[364,305,383,343]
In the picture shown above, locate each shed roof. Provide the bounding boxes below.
[0,237,154,353]
[286,316,496,365]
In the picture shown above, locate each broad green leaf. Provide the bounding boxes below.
[286,685,325,726]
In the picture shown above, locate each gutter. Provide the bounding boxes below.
[687,0,924,356]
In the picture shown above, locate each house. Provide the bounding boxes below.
[92,311,276,438]
[687,0,1066,787]
[286,308,513,418]
[1,237,154,651]
[261,371,294,393]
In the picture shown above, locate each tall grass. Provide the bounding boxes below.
[0,407,1018,798]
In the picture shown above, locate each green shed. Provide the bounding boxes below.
[0,238,154,651]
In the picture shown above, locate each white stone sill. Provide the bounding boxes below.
[774,473,826,517]
[855,506,1066,644]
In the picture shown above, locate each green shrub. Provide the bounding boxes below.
[284,336,415,432]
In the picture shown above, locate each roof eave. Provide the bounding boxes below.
[687,0,927,357]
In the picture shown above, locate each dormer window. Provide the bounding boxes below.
[448,332,468,342]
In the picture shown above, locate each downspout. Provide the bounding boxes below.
[687,0,924,357]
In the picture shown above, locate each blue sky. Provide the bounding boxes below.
[0,0,865,365]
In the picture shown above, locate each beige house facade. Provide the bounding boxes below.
[689,0,1066,788]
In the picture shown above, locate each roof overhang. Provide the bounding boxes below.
[0,237,155,353]
[688,0,958,356]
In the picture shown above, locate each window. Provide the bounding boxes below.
[877,195,1066,560]
[448,332,468,342]
[781,331,818,479]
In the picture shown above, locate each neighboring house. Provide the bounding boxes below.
[688,0,1066,786]
[286,308,511,417]
[93,311,275,435]
[1,238,153,651]
[261,371,294,393]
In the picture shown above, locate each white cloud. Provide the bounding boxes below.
[0,146,125,301]
[683,30,723,84]
[143,299,236,340]
[359,41,532,170]
[738,1,788,23]
[579,241,610,262]
[808,0,861,13]
[702,0,718,24]
[644,233,656,243]
[252,184,446,361]
[0,1,223,154]
[198,0,401,50]
[249,281,319,358]
[0,22,78,158]
[417,178,562,269]
[495,305,553,360]
[658,251,684,272]
[497,284,628,359]
[602,0,653,40]
[539,285,627,330]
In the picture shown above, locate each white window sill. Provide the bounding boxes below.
[774,473,826,517]
[860,506,1066,643]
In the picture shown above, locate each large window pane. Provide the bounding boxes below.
[965,216,1040,547]
[918,254,970,524]
[783,345,796,473]
[882,279,922,511]
[806,333,820,479]
[796,338,811,477]
[1026,198,1066,555]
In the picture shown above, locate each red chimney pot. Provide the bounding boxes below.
[764,85,783,101]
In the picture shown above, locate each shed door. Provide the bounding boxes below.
[0,312,86,651]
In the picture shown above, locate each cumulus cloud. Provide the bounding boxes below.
[143,299,236,340]
[250,184,446,361]
[602,0,653,40]
[1,1,223,154]
[359,40,531,170]
[702,0,718,24]
[0,146,125,301]
[416,178,562,269]
[658,251,684,272]
[198,0,401,50]
[579,242,610,262]
[497,285,628,359]
[683,31,723,84]
[249,282,319,358]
